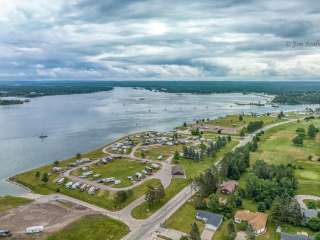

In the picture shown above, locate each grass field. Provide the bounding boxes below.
[136,144,183,161]
[47,215,129,240]
[164,200,204,233]
[207,114,281,128]
[0,195,32,213]
[13,162,161,211]
[178,140,238,179]
[131,178,189,219]
[72,158,150,188]
[250,118,320,196]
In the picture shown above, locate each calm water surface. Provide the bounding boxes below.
[0,88,309,195]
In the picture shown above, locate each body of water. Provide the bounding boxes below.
[0,88,310,195]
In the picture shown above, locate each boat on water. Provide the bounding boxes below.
[39,134,48,139]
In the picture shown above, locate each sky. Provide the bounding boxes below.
[0,0,319,81]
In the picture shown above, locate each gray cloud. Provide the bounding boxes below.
[0,0,319,80]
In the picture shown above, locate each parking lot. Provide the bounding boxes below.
[0,200,94,239]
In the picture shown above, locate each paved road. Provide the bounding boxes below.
[124,119,297,240]
[295,195,320,209]
[62,142,173,192]
[21,119,298,240]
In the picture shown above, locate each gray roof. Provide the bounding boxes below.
[171,165,184,175]
[281,233,313,240]
[196,210,223,227]
[303,209,318,219]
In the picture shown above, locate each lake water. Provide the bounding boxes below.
[0,87,309,195]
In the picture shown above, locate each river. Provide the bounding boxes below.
[0,87,309,195]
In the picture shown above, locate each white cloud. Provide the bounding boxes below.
[0,0,319,80]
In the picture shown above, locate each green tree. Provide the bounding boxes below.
[308,124,318,139]
[278,111,285,119]
[190,223,201,240]
[292,135,303,146]
[41,172,49,183]
[314,232,320,240]
[35,171,40,178]
[115,191,129,206]
[76,153,82,159]
[239,114,243,121]
[246,224,256,240]
[145,183,165,206]
[258,202,267,212]
[180,236,189,240]
[174,151,180,161]
[226,220,236,240]
[307,217,320,231]
[240,128,246,136]
[207,193,220,212]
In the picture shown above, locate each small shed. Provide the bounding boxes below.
[171,165,185,177]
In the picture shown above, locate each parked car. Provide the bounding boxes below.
[0,229,11,237]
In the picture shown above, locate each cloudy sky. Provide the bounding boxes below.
[0,0,320,81]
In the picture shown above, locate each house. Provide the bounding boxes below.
[25,226,44,234]
[280,232,313,240]
[219,180,238,194]
[234,210,268,235]
[171,165,185,177]
[196,210,223,231]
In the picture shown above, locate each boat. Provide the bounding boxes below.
[39,133,48,139]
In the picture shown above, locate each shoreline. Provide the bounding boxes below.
[3,108,311,196]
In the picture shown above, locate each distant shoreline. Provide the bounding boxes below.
[1,81,320,105]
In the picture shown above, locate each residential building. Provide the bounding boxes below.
[234,210,268,235]
[196,210,223,231]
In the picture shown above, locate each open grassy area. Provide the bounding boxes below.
[47,215,129,240]
[207,114,281,128]
[72,158,151,188]
[0,195,32,213]
[164,200,204,233]
[136,144,183,161]
[250,118,320,196]
[131,178,189,219]
[178,140,238,179]
[13,160,161,211]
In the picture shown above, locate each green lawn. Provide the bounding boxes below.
[164,200,204,233]
[47,215,129,240]
[207,114,281,129]
[11,141,164,210]
[0,195,32,213]
[136,144,183,161]
[13,163,160,211]
[72,158,151,188]
[213,219,232,240]
[178,140,238,179]
[131,178,189,219]
[250,118,320,196]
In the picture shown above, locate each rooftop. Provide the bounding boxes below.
[196,210,223,227]
[235,210,268,231]
[281,232,313,240]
